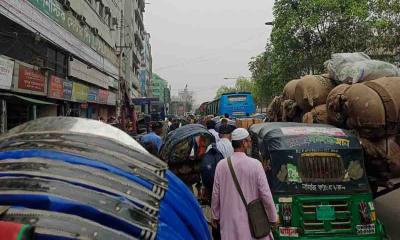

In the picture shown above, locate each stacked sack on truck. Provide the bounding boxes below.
[271,75,334,124]
[271,52,400,184]
[324,53,400,182]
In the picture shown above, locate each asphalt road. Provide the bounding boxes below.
[375,188,400,239]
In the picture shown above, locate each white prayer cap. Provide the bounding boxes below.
[232,128,250,141]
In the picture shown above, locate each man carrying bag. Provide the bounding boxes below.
[211,128,278,240]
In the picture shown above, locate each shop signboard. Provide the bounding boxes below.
[27,0,117,64]
[0,56,14,90]
[72,82,88,102]
[98,89,109,104]
[63,79,73,100]
[107,91,116,106]
[48,75,64,99]
[88,87,98,102]
[15,64,46,95]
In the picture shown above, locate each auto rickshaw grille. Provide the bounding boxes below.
[298,153,345,183]
[301,199,353,234]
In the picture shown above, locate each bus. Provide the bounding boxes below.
[205,92,256,118]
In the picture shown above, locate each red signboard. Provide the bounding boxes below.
[48,75,64,99]
[80,103,88,109]
[279,227,299,237]
[98,89,109,104]
[18,65,45,93]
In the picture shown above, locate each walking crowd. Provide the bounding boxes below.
[137,114,278,240]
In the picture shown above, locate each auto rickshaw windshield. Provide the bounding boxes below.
[251,124,370,194]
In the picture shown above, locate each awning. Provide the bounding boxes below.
[0,93,57,105]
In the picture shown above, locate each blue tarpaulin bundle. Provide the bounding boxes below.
[0,117,210,240]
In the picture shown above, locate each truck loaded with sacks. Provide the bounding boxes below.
[267,52,400,197]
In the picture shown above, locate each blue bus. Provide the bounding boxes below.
[206,92,256,118]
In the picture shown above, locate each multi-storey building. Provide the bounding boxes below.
[152,73,168,103]
[139,32,152,97]
[0,0,146,131]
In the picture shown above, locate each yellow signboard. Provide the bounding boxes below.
[72,82,88,102]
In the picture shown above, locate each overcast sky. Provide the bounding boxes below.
[145,1,274,105]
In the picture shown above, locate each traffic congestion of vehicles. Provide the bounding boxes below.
[0,97,394,239]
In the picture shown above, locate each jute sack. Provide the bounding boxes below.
[364,77,400,135]
[344,83,387,138]
[294,75,335,112]
[326,84,351,127]
[267,96,283,122]
[345,77,400,138]
[283,79,300,101]
[361,137,400,178]
[282,99,302,122]
[302,104,328,124]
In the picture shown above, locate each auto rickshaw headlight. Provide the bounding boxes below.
[282,203,292,227]
[370,211,376,222]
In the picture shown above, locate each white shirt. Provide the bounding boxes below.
[216,138,234,158]
[209,129,220,142]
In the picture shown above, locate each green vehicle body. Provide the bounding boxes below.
[272,193,386,239]
[249,123,387,240]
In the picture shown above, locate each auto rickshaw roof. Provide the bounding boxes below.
[249,122,362,150]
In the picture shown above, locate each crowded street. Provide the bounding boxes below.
[0,0,400,240]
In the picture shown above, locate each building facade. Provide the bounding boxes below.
[151,73,168,103]
[139,32,152,97]
[0,0,146,132]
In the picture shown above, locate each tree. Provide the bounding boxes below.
[214,76,255,99]
[250,0,400,103]
[215,86,235,99]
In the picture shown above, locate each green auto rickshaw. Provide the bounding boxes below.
[249,122,387,240]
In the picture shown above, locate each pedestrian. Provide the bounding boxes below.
[216,125,234,158]
[224,113,230,120]
[211,128,278,240]
[206,120,220,142]
[140,121,164,154]
[166,117,172,126]
[168,118,179,132]
[200,141,224,240]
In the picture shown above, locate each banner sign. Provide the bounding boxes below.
[87,87,98,102]
[98,89,109,104]
[48,75,64,99]
[72,82,88,102]
[17,64,46,95]
[27,0,117,63]
[132,97,159,105]
[0,56,14,90]
[63,79,73,100]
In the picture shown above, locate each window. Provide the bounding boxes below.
[46,47,66,78]
[46,47,56,73]
[56,52,66,77]
[99,3,104,18]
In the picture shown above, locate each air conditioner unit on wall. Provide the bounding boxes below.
[60,0,71,10]
[92,27,99,36]
[112,17,118,26]
[78,15,86,26]
[105,7,111,15]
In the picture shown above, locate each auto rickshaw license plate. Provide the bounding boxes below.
[316,205,335,220]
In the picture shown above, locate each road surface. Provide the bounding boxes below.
[375,188,400,239]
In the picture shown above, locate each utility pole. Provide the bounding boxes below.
[116,10,124,120]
